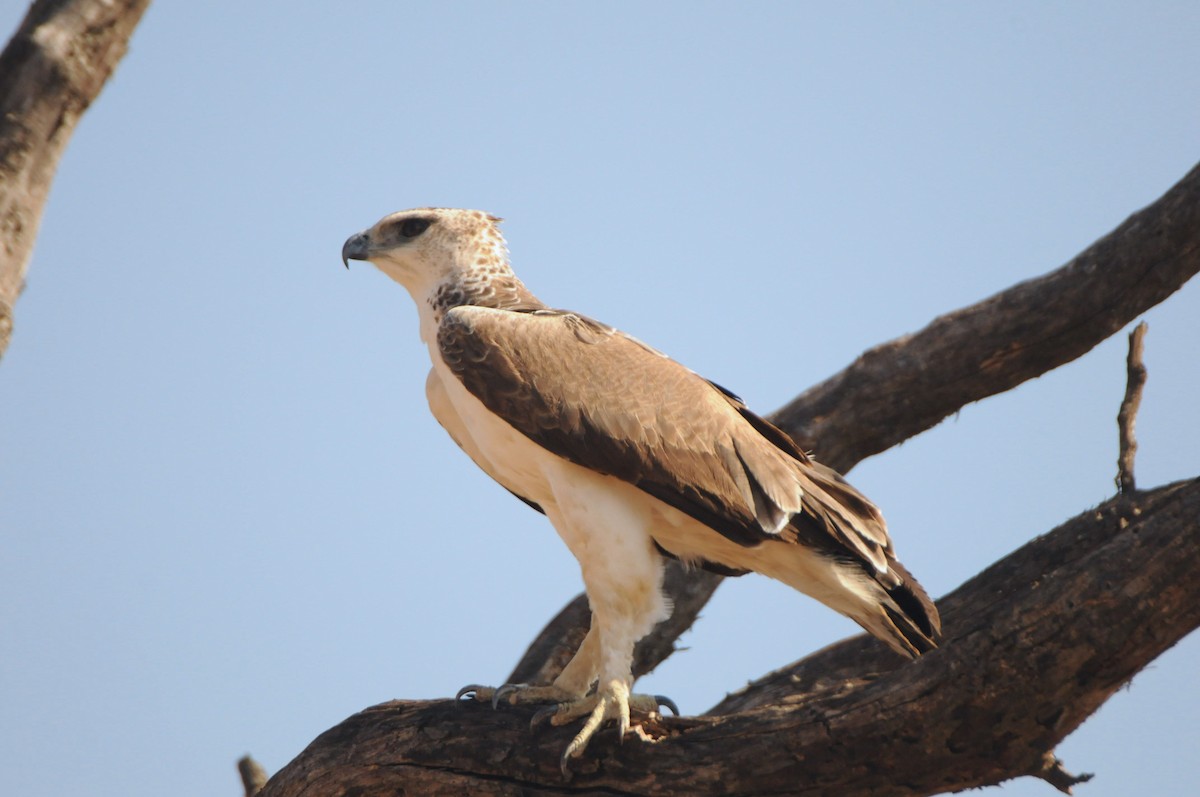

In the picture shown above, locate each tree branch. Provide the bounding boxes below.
[0,0,150,361]
[237,755,267,797]
[1033,752,1093,796]
[1116,322,1148,494]
[259,479,1200,796]
[772,162,1200,473]
[512,160,1200,686]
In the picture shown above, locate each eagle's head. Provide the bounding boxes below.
[342,207,509,298]
[343,207,540,323]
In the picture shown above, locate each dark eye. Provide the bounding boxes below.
[399,217,432,238]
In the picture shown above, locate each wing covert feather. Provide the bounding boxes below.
[437,305,889,569]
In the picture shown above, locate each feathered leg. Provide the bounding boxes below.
[459,473,676,774]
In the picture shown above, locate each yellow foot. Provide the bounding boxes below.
[458,681,678,776]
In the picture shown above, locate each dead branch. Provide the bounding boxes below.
[0,0,150,361]
[237,755,267,797]
[772,164,1200,474]
[1033,752,1093,796]
[258,479,1200,796]
[1116,322,1148,494]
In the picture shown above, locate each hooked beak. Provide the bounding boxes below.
[341,232,370,268]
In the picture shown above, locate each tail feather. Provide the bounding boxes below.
[863,558,941,658]
[728,404,943,657]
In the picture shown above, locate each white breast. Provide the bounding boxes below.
[424,344,557,509]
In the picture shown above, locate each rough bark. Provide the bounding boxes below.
[772,162,1200,473]
[259,479,1200,796]
[237,755,267,797]
[0,0,149,361]
[1116,323,1148,494]
[514,160,1200,688]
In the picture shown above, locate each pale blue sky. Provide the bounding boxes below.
[1,2,1198,795]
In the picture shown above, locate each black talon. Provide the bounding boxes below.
[559,750,575,780]
[655,695,679,716]
[530,704,559,729]
[456,684,484,701]
[491,683,517,709]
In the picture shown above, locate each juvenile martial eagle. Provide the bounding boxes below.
[342,208,940,772]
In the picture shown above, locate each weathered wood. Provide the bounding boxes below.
[237,755,267,797]
[0,0,150,361]
[1116,322,1148,494]
[259,479,1200,796]
[772,162,1200,474]
[512,161,1200,689]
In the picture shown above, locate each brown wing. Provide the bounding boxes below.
[437,305,889,569]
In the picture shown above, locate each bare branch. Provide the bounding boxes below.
[257,479,1200,796]
[0,0,150,361]
[237,755,268,797]
[1117,322,1148,494]
[1033,752,1093,796]
[773,162,1200,474]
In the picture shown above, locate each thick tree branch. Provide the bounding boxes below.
[513,161,1200,686]
[772,162,1200,473]
[259,479,1200,796]
[0,0,150,361]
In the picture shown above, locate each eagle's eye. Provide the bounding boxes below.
[399,217,432,238]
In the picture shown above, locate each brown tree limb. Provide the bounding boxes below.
[237,755,267,797]
[772,162,1200,473]
[1116,322,1148,494]
[258,478,1200,796]
[1033,753,1093,796]
[512,161,1200,687]
[0,0,150,362]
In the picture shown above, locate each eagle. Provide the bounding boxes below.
[341,208,940,773]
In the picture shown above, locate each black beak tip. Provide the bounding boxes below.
[341,233,368,269]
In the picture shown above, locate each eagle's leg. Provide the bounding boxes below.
[535,483,675,772]
[461,476,677,774]
[530,589,674,775]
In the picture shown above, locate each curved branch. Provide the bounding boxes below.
[773,161,1200,473]
[259,479,1200,796]
[512,161,1200,686]
[0,0,150,361]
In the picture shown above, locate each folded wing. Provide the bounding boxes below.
[436,305,892,573]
